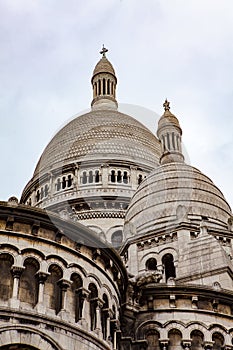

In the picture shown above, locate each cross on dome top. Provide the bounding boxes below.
[100,45,108,57]
[163,99,170,111]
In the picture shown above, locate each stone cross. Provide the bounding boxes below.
[163,99,170,111]
[100,45,108,57]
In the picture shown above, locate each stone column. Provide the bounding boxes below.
[35,272,49,313]
[58,279,71,320]
[79,288,90,330]
[95,298,104,336]
[9,266,24,308]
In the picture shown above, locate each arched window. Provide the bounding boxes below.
[62,176,66,189]
[19,258,39,307]
[168,329,182,350]
[95,170,100,183]
[117,171,122,183]
[111,230,123,248]
[67,175,72,187]
[98,80,101,95]
[162,253,176,282]
[70,273,83,322]
[44,184,49,197]
[89,283,98,331]
[138,174,143,185]
[146,258,157,271]
[212,332,224,350]
[89,171,93,183]
[94,82,97,96]
[41,187,44,199]
[101,294,109,340]
[28,198,32,206]
[111,170,116,183]
[103,78,106,95]
[0,253,14,301]
[44,264,63,314]
[107,79,110,94]
[146,330,160,350]
[191,330,204,350]
[123,171,128,184]
[36,190,40,202]
[56,178,61,191]
[82,171,87,184]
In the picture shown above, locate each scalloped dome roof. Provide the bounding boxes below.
[33,109,160,177]
[125,162,232,235]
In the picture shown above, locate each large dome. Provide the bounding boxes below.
[34,109,160,177]
[125,162,232,235]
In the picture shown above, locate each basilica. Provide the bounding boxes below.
[0,48,233,350]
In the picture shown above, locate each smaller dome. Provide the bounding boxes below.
[158,109,181,129]
[125,162,232,235]
[93,57,116,77]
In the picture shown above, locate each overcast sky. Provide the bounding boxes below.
[0,0,233,210]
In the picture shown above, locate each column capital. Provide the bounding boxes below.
[160,339,169,350]
[58,278,71,291]
[182,340,192,350]
[11,265,24,278]
[204,341,214,350]
[36,271,50,283]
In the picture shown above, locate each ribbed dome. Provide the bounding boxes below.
[33,109,160,177]
[93,57,115,77]
[125,162,232,235]
[158,109,181,129]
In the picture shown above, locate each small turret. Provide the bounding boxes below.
[91,46,118,110]
[157,99,184,164]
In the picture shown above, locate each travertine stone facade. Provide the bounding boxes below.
[1,49,233,350]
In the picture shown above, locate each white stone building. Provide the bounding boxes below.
[0,48,232,350]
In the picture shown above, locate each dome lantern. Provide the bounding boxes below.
[91,46,118,110]
[157,100,184,164]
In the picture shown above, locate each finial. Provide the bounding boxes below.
[100,45,108,58]
[163,99,170,111]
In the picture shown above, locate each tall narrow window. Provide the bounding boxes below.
[44,184,49,197]
[57,178,61,191]
[89,283,98,331]
[70,273,83,322]
[101,294,109,340]
[82,172,87,184]
[0,253,13,301]
[89,171,94,183]
[111,170,116,183]
[103,78,106,95]
[138,174,143,185]
[95,170,100,183]
[19,258,39,307]
[67,175,72,187]
[98,80,101,95]
[41,187,44,199]
[168,329,182,350]
[162,254,176,281]
[44,264,63,314]
[117,171,122,183]
[62,176,66,189]
[107,79,110,94]
[146,330,160,350]
[123,171,128,184]
[36,190,40,202]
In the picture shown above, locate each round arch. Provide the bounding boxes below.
[0,327,62,350]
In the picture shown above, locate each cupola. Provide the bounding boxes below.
[91,46,118,110]
[157,100,184,164]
